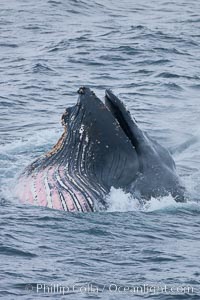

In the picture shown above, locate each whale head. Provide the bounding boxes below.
[17,86,185,211]
[61,86,139,192]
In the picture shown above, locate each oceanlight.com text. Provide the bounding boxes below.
[25,283,195,295]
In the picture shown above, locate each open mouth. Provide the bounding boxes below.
[105,89,138,150]
[76,86,139,152]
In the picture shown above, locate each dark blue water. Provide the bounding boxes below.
[0,0,200,299]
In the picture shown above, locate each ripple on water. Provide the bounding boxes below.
[0,246,37,258]
[1,0,200,299]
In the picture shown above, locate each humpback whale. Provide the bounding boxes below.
[16,87,185,211]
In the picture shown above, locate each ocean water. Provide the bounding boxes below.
[0,0,200,299]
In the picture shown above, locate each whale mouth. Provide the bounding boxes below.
[72,87,140,189]
[76,86,137,150]
[105,89,137,150]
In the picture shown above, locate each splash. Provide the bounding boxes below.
[0,128,61,155]
[106,187,140,212]
[107,187,200,213]
[0,128,62,204]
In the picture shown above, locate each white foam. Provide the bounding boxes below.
[0,128,62,154]
[107,187,200,213]
[107,187,140,212]
[0,128,62,203]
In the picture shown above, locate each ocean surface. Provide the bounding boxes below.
[0,0,200,299]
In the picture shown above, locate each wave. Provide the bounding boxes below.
[107,187,200,213]
[0,43,18,48]
[32,63,56,74]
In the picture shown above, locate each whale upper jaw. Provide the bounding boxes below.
[75,86,139,151]
[105,89,141,151]
[71,86,140,190]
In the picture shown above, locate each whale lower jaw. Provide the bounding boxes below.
[16,166,108,212]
